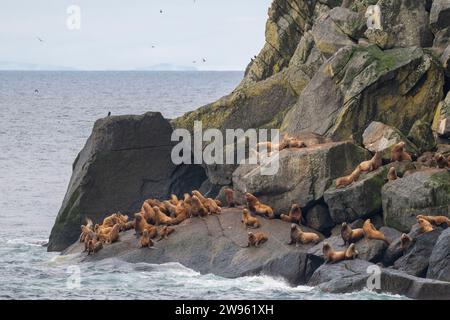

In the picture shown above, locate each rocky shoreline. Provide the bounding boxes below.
[49,0,450,299]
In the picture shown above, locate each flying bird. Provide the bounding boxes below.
[160,9,163,13]
[202,58,207,62]
[37,37,44,42]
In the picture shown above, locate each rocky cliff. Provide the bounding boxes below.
[50,0,450,299]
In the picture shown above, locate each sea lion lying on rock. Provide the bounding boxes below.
[400,233,412,252]
[288,224,320,246]
[241,209,261,229]
[336,167,361,188]
[247,231,268,247]
[341,222,364,245]
[359,152,382,172]
[190,195,209,217]
[224,188,236,208]
[416,215,450,228]
[363,219,389,244]
[192,190,221,215]
[156,226,175,241]
[140,229,154,248]
[134,213,157,238]
[391,142,412,162]
[417,217,434,233]
[280,204,302,224]
[87,238,103,255]
[322,242,358,263]
[245,193,274,219]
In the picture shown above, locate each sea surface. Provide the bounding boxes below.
[0,71,405,300]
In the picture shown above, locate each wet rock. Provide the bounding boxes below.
[427,228,450,282]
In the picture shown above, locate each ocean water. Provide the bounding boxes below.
[0,71,404,300]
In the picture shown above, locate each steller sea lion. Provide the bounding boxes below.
[359,152,382,172]
[241,209,261,229]
[83,231,98,252]
[280,204,302,224]
[363,219,389,244]
[224,188,236,208]
[247,231,268,247]
[387,167,398,181]
[152,206,174,225]
[156,226,175,241]
[87,238,103,255]
[416,214,450,227]
[391,142,412,162]
[190,195,209,217]
[120,220,135,232]
[192,190,221,215]
[140,230,154,248]
[288,224,320,246]
[341,222,364,245]
[245,193,274,219]
[169,194,179,206]
[105,223,120,244]
[336,167,361,188]
[134,213,157,238]
[417,218,434,233]
[79,218,94,243]
[322,242,346,263]
[345,243,359,260]
[400,233,412,252]
[435,154,448,169]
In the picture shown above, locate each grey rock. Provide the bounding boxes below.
[382,169,450,232]
[305,203,335,232]
[430,0,450,34]
[427,228,450,282]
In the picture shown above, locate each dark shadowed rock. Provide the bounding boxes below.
[64,209,323,285]
[305,203,335,232]
[382,169,450,232]
[427,229,450,282]
[430,0,450,34]
[233,141,370,213]
[393,229,442,277]
[48,113,206,251]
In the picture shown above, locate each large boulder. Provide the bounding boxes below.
[48,113,206,251]
[362,121,419,161]
[63,209,323,285]
[393,229,442,277]
[324,162,417,224]
[433,92,450,139]
[427,228,450,282]
[305,203,335,232]
[430,0,450,34]
[308,259,450,299]
[382,169,450,232]
[282,45,444,143]
[308,235,387,263]
[232,141,370,213]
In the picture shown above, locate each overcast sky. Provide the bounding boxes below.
[0,0,272,70]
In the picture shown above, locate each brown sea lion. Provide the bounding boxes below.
[345,243,359,260]
[79,218,94,243]
[87,239,103,255]
[359,152,382,172]
[224,188,235,208]
[417,218,434,233]
[134,213,157,238]
[156,226,175,241]
[280,204,302,224]
[336,167,361,188]
[245,193,274,219]
[322,242,346,263]
[105,223,120,244]
[391,142,412,162]
[140,230,154,248]
[241,209,261,229]
[363,219,389,244]
[400,233,412,252]
[141,202,158,224]
[340,222,364,245]
[152,206,174,225]
[247,232,268,247]
[435,154,448,169]
[169,194,179,206]
[417,214,450,227]
[387,167,398,181]
[288,224,320,246]
[120,220,135,232]
[192,190,221,215]
[190,195,209,217]
[83,231,98,252]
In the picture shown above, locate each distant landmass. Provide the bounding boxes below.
[135,64,198,71]
[0,61,79,71]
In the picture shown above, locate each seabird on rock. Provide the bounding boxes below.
[107,111,111,117]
